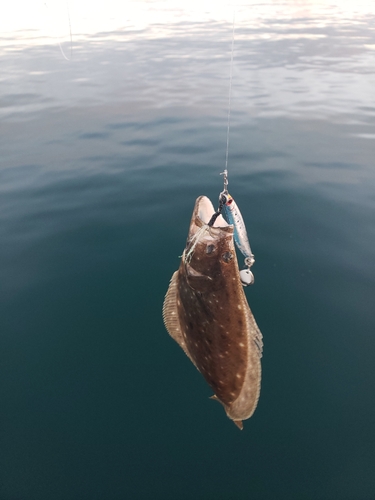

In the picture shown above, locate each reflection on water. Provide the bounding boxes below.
[1,1,375,122]
[1,2,375,500]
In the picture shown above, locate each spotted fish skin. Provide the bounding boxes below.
[163,196,263,429]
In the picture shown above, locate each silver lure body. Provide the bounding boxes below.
[223,195,254,267]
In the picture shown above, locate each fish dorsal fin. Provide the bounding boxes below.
[163,271,195,365]
[222,303,262,424]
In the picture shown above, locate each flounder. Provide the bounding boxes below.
[163,196,263,429]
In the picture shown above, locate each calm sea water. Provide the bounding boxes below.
[1,2,375,499]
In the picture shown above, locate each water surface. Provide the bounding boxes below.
[1,2,375,499]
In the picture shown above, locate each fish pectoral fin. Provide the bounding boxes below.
[233,420,244,430]
[185,263,204,277]
[186,275,214,293]
[186,263,212,280]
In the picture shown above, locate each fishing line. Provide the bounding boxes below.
[225,11,235,173]
[211,12,256,286]
[208,14,235,228]
[44,0,73,61]
[186,10,255,288]
[57,0,73,61]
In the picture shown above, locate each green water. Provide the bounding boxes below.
[1,2,375,499]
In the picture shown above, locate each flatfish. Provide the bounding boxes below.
[163,196,263,429]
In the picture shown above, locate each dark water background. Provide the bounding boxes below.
[1,2,375,499]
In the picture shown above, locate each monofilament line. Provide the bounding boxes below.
[225,11,235,172]
[57,1,73,61]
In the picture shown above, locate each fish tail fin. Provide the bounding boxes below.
[210,395,244,430]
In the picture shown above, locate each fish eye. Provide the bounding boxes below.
[206,244,215,254]
[221,251,233,263]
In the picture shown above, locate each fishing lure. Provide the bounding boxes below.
[222,193,255,286]
[222,194,254,267]
[208,170,255,286]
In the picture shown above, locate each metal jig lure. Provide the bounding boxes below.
[208,170,255,286]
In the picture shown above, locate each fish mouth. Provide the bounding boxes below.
[195,196,228,227]
[183,196,233,271]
